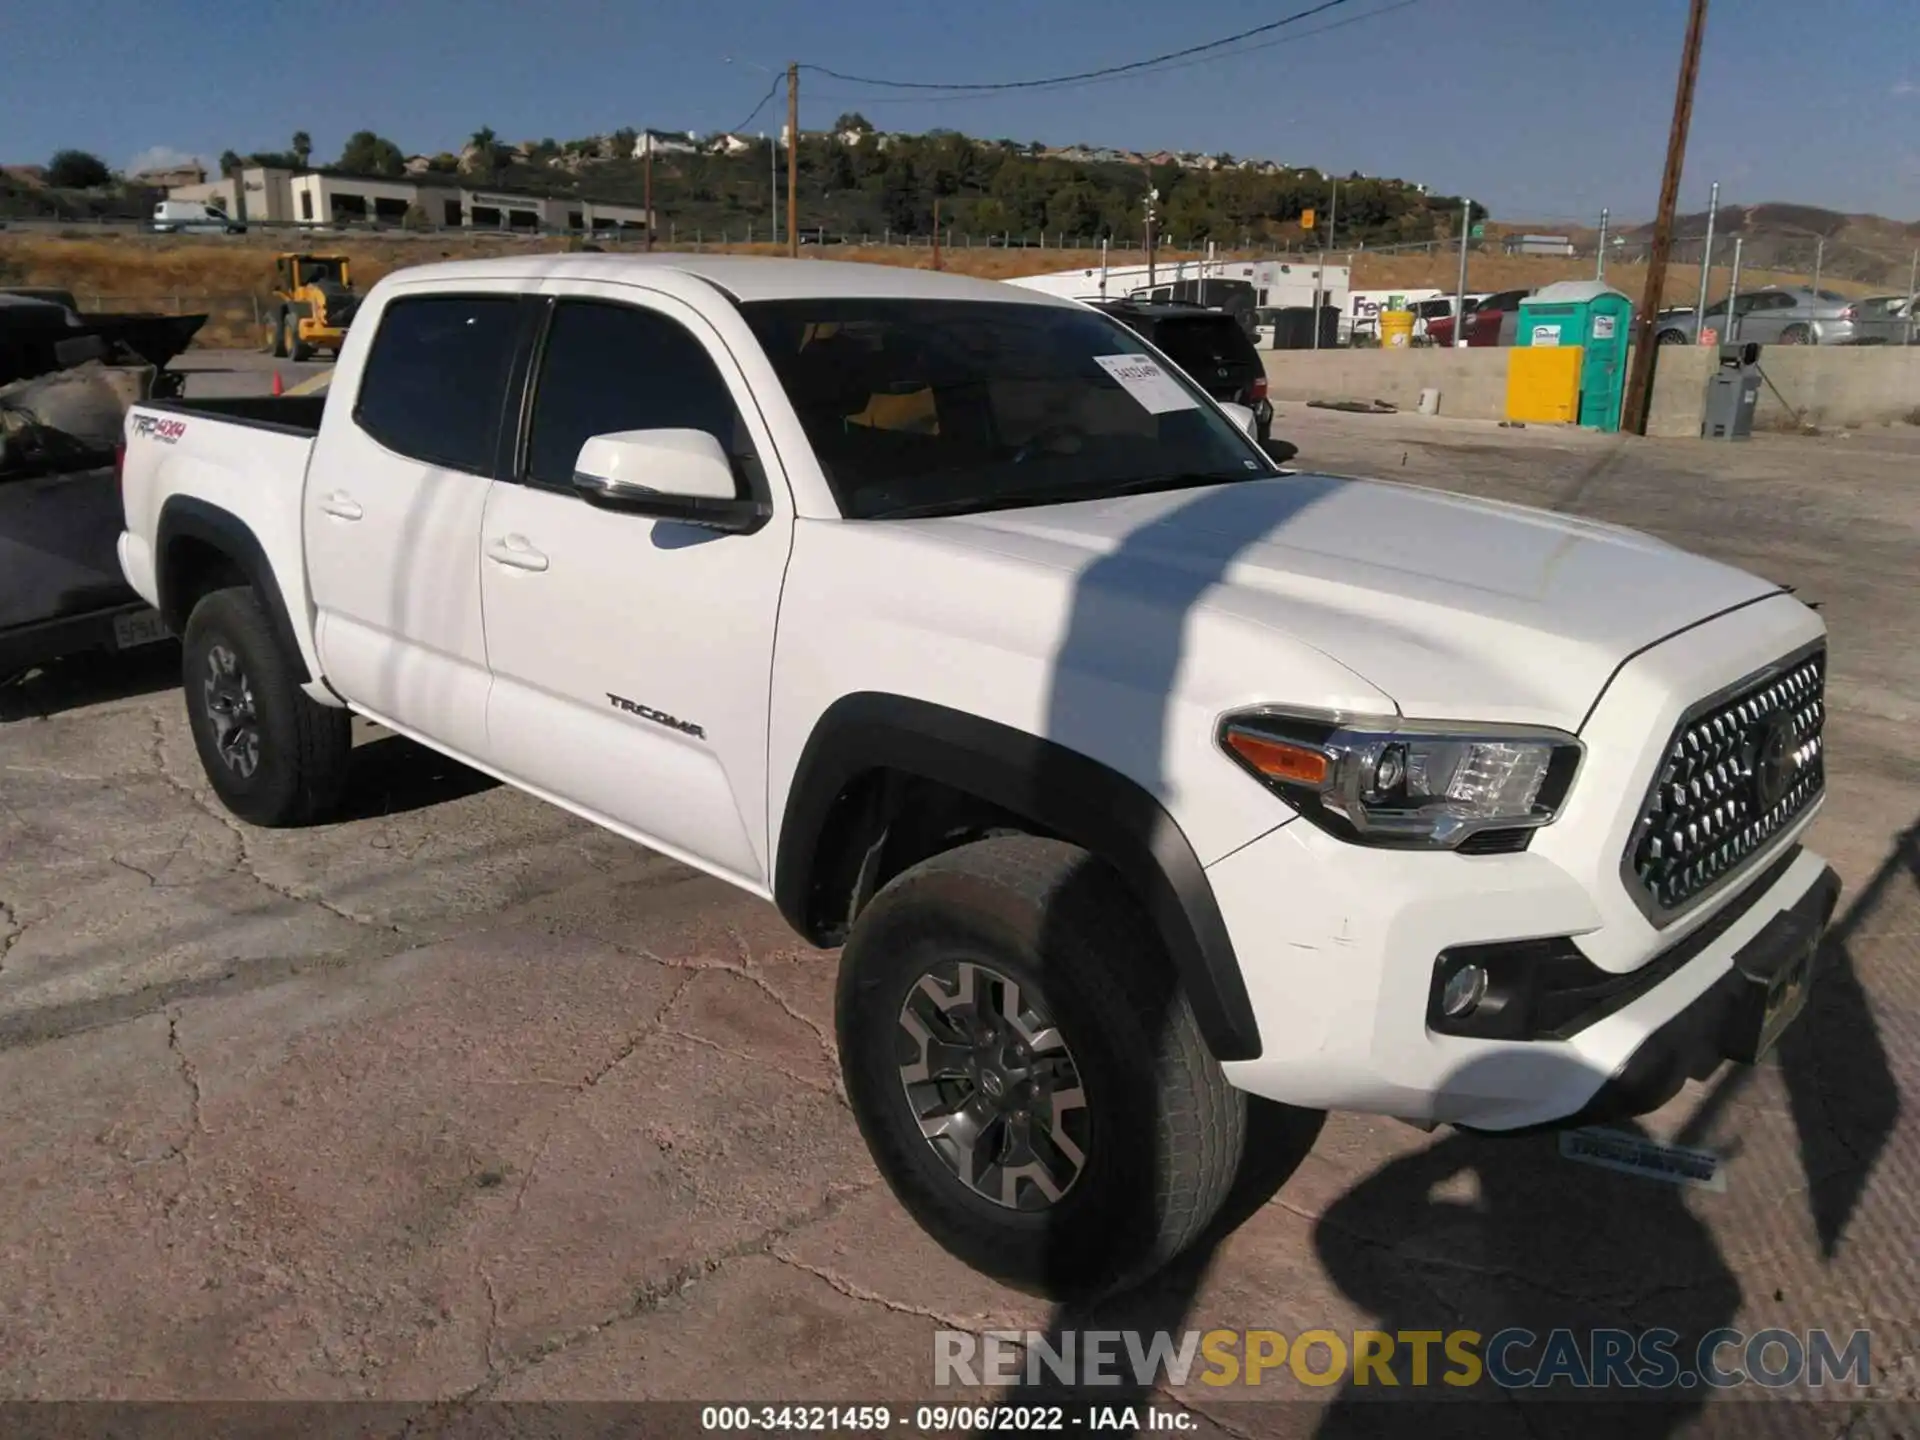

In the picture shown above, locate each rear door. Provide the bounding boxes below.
[303,283,527,760]
[1151,313,1262,402]
[477,286,793,887]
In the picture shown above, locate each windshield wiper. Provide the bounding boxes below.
[860,471,1259,522]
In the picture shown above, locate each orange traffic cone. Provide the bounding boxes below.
[272,371,284,396]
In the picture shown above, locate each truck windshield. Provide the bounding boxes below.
[739,298,1271,520]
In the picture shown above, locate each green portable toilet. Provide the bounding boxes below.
[1516,280,1635,432]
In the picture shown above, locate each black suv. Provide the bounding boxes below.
[1089,300,1274,443]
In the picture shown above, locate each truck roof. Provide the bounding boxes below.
[378,254,1075,307]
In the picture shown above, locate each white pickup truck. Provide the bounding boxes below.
[118,255,1838,1298]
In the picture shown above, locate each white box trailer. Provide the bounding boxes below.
[1008,257,1349,314]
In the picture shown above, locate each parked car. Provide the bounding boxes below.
[1840,294,1919,346]
[1422,287,1531,347]
[1088,299,1273,442]
[1654,287,1868,347]
[119,254,1836,1300]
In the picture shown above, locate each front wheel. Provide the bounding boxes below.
[287,316,313,362]
[265,311,289,359]
[182,587,350,827]
[836,835,1247,1301]
[1656,328,1686,345]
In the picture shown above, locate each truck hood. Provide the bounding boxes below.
[917,472,1782,730]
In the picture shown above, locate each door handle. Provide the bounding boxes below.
[486,534,549,572]
[319,491,363,521]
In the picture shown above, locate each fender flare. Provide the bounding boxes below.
[774,693,1262,1062]
[155,495,310,683]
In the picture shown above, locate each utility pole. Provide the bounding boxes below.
[765,132,777,246]
[1453,199,1471,346]
[932,197,941,270]
[1327,181,1338,254]
[1596,208,1609,279]
[1144,187,1159,286]
[1810,234,1824,296]
[786,63,799,258]
[1693,180,1720,337]
[644,137,654,252]
[1622,0,1710,436]
[1725,235,1745,341]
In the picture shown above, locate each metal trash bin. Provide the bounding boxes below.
[1702,342,1762,440]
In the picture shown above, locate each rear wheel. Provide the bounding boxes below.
[1656,328,1687,345]
[1780,323,1813,345]
[836,835,1246,1300]
[287,315,313,362]
[265,310,289,359]
[182,587,349,827]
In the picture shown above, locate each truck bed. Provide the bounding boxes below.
[147,394,328,437]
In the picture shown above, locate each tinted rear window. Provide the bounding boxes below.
[354,295,520,474]
[1149,315,1260,380]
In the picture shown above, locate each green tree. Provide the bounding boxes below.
[611,127,638,158]
[292,130,312,167]
[47,149,112,188]
[218,149,243,178]
[338,130,405,176]
[833,112,874,135]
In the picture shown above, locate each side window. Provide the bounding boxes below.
[524,300,761,494]
[354,295,520,474]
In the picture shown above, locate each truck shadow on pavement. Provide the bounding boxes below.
[0,641,183,722]
[331,731,501,823]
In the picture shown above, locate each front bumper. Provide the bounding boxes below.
[1205,594,1836,1131]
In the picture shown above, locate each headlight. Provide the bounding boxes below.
[1218,708,1583,850]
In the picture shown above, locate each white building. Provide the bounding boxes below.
[633,130,699,158]
[164,166,651,233]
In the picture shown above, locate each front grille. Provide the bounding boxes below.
[1624,645,1826,919]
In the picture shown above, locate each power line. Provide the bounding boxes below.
[733,72,785,134]
[799,0,1353,93]
[802,0,1427,108]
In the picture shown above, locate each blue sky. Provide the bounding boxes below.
[7,0,1917,221]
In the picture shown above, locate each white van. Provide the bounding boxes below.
[152,200,244,235]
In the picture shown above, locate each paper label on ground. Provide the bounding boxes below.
[1095,354,1198,414]
[1559,1126,1727,1191]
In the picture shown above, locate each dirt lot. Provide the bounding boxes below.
[1,401,1916,1433]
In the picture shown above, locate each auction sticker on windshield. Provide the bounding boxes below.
[1094,354,1198,414]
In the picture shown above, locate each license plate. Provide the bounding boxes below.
[111,608,169,651]
[1754,940,1814,1060]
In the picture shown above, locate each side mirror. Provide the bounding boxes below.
[1219,401,1258,438]
[571,428,769,534]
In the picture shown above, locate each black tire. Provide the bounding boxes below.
[287,313,313,362]
[1656,328,1686,345]
[266,311,289,359]
[836,835,1246,1301]
[181,587,349,827]
[1780,323,1813,345]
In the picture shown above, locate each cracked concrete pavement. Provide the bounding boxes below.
[2,402,1917,1433]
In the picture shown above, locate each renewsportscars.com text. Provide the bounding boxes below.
[935,1327,1872,1391]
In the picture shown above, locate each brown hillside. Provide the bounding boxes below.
[0,230,1879,348]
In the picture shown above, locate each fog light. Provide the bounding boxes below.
[1441,962,1489,1019]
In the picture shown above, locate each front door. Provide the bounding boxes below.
[303,284,526,759]
[478,288,793,887]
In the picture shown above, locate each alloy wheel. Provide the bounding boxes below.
[896,958,1089,1211]
[202,642,261,778]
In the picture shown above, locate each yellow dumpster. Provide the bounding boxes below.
[1379,310,1416,349]
[1506,345,1584,424]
